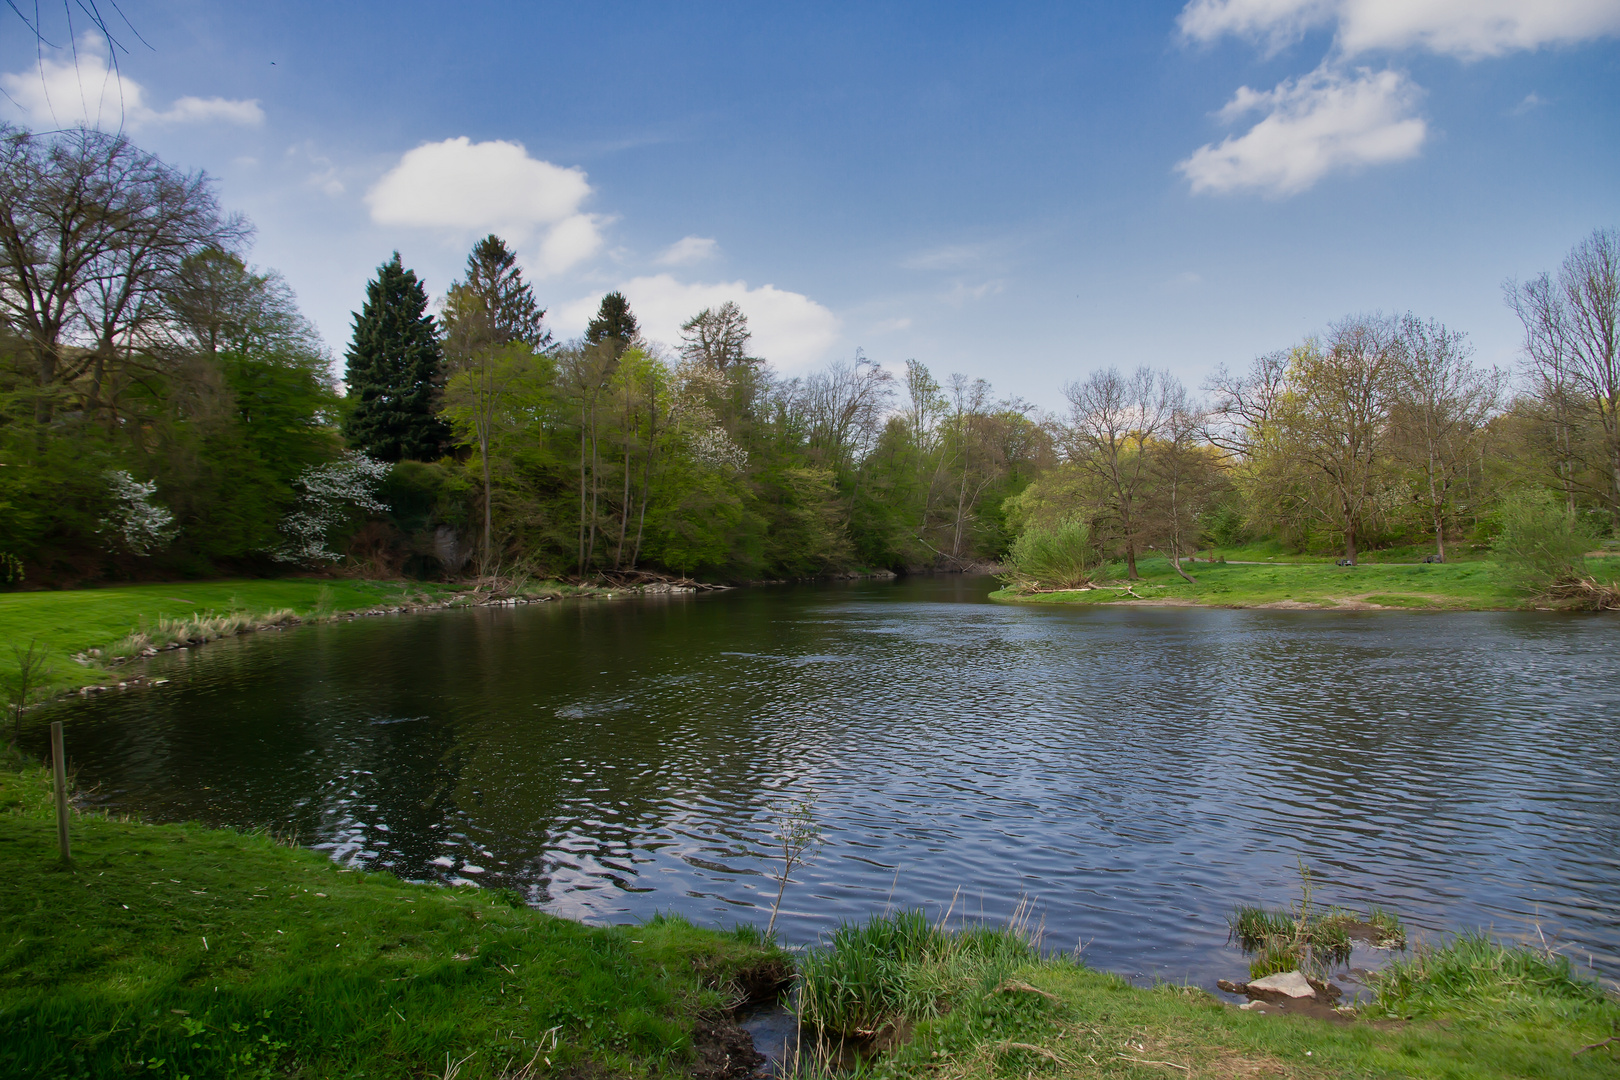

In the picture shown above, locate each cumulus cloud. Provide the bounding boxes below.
[366,137,603,275]
[0,36,263,131]
[655,236,719,266]
[1179,0,1620,59]
[1178,64,1425,195]
[558,275,841,370]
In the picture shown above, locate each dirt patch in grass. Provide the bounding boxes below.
[689,1017,765,1080]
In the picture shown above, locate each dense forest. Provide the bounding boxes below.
[2,125,1616,588]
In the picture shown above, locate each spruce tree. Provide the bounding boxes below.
[343,253,449,461]
[459,235,551,349]
[585,291,639,356]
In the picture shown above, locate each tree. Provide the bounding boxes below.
[0,124,243,430]
[1268,317,1401,564]
[1508,228,1620,530]
[1061,366,1176,578]
[1146,383,1215,583]
[440,238,551,570]
[1391,314,1500,561]
[585,292,638,357]
[459,235,550,349]
[679,301,754,370]
[342,253,448,462]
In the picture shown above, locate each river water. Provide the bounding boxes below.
[33,575,1620,987]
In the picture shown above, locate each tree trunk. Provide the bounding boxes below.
[481,433,493,575]
[577,410,588,576]
[631,388,656,570]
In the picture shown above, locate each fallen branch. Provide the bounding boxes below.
[1117,1055,1190,1071]
[998,1041,1061,1061]
[996,979,1060,1002]
[1576,1036,1617,1055]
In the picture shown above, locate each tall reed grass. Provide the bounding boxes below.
[796,901,1044,1038]
[1370,932,1610,1021]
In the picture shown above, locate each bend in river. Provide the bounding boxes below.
[34,576,1620,987]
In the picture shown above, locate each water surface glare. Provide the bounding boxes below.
[38,576,1620,987]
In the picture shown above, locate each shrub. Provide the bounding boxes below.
[1490,488,1594,589]
[1000,518,1097,591]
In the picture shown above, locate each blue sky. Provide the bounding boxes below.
[3,1,1617,408]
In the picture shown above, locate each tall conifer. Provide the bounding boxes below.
[585,291,639,357]
[342,253,448,461]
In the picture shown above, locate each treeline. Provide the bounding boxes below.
[0,124,1614,587]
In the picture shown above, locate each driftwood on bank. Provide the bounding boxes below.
[591,569,731,592]
[1543,576,1620,610]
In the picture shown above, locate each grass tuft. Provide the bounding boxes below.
[1370,931,1612,1022]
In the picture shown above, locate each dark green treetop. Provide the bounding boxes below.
[585,291,639,356]
[342,253,449,461]
[457,235,551,350]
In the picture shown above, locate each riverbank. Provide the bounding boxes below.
[0,745,786,1079]
[991,554,1620,611]
[4,752,1617,1079]
[0,577,599,705]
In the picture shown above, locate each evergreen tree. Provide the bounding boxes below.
[343,253,449,461]
[457,235,550,349]
[585,292,639,356]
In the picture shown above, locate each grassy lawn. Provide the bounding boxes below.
[5,753,1617,1078]
[993,554,1620,611]
[0,749,784,1079]
[0,579,468,697]
[797,910,1620,1080]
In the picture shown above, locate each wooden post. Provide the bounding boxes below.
[50,720,70,863]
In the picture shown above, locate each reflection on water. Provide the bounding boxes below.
[33,576,1620,987]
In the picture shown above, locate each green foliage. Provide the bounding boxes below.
[343,253,449,462]
[1490,487,1595,589]
[584,291,638,354]
[1370,932,1610,1023]
[796,909,1040,1037]
[1000,518,1096,591]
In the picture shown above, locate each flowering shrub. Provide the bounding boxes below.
[100,470,178,555]
[272,452,391,564]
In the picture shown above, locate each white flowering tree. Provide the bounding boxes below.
[272,452,392,564]
[100,470,178,555]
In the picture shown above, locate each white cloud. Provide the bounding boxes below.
[1177,64,1425,196]
[874,316,913,332]
[944,280,1005,305]
[655,236,719,266]
[902,242,994,271]
[1510,91,1548,115]
[1179,0,1336,52]
[558,274,840,370]
[1179,0,1620,58]
[0,36,262,131]
[366,137,604,276]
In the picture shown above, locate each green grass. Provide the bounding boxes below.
[0,748,784,1079]
[794,910,1620,1080]
[1368,932,1612,1026]
[0,573,508,702]
[991,554,1620,611]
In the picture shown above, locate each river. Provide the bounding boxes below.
[33,575,1620,988]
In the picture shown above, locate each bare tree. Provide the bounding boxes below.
[0,125,244,432]
[1508,228,1620,529]
[1061,366,1175,578]
[679,301,756,371]
[1148,383,1212,583]
[1392,314,1501,561]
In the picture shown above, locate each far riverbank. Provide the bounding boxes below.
[990,553,1620,611]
